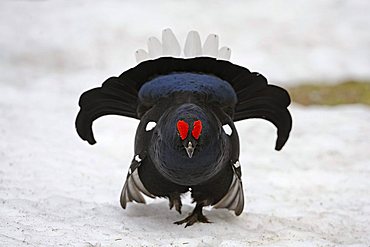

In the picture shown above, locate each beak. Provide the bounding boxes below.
[185,141,195,158]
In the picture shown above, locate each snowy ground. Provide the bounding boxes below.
[1,76,370,246]
[1,1,370,246]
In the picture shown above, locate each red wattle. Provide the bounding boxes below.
[177,120,189,140]
[192,120,202,140]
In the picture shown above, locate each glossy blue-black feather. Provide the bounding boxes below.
[138,73,237,106]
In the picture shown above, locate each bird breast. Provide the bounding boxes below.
[150,131,229,186]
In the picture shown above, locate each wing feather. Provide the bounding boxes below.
[120,157,155,209]
[213,172,244,216]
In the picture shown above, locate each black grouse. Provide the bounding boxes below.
[75,30,292,227]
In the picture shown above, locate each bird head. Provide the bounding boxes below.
[168,103,216,160]
[176,119,202,158]
[151,102,226,185]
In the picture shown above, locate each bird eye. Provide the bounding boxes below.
[145,121,157,131]
[222,124,232,136]
[177,120,189,140]
[192,120,202,140]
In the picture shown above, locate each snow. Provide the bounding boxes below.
[1,0,370,246]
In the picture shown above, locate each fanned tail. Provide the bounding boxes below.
[232,76,292,150]
[75,77,139,144]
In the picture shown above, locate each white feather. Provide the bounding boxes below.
[184,31,202,57]
[145,121,156,131]
[162,28,181,56]
[135,30,233,63]
[233,161,240,168]
[135,49,149,63]
[222,124,233,136]
[134,155,142,162]
[218,46,231,61]
[147,36,162,58]
[203,34,219,57]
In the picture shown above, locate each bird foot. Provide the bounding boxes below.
[168,193,182,214]
[174,210,211,227]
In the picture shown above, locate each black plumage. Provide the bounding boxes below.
[75,57,292,227]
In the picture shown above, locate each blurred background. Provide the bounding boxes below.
[2,0,370,105]
[1,0,370,246]
[2,0,370,81]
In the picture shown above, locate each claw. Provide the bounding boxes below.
[174,203,211,227]
[174,213,211,227]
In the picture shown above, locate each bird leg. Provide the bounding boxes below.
[168,193,182,214]
[174,203,211,227]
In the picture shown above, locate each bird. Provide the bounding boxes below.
[75,29,292,227]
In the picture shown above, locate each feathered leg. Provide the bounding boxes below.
[168,192,182,214]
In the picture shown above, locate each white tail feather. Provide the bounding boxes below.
[135,49,149,63]
[162,28,181,56]
[218,46,231,60]
[184,31,202,57]
[147,37,162,58]
[203,34,219,57]
[135,29,231,63]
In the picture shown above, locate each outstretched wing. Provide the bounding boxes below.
[120,154,155,209]
[213,117,244,216]
[213,161,244,216]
